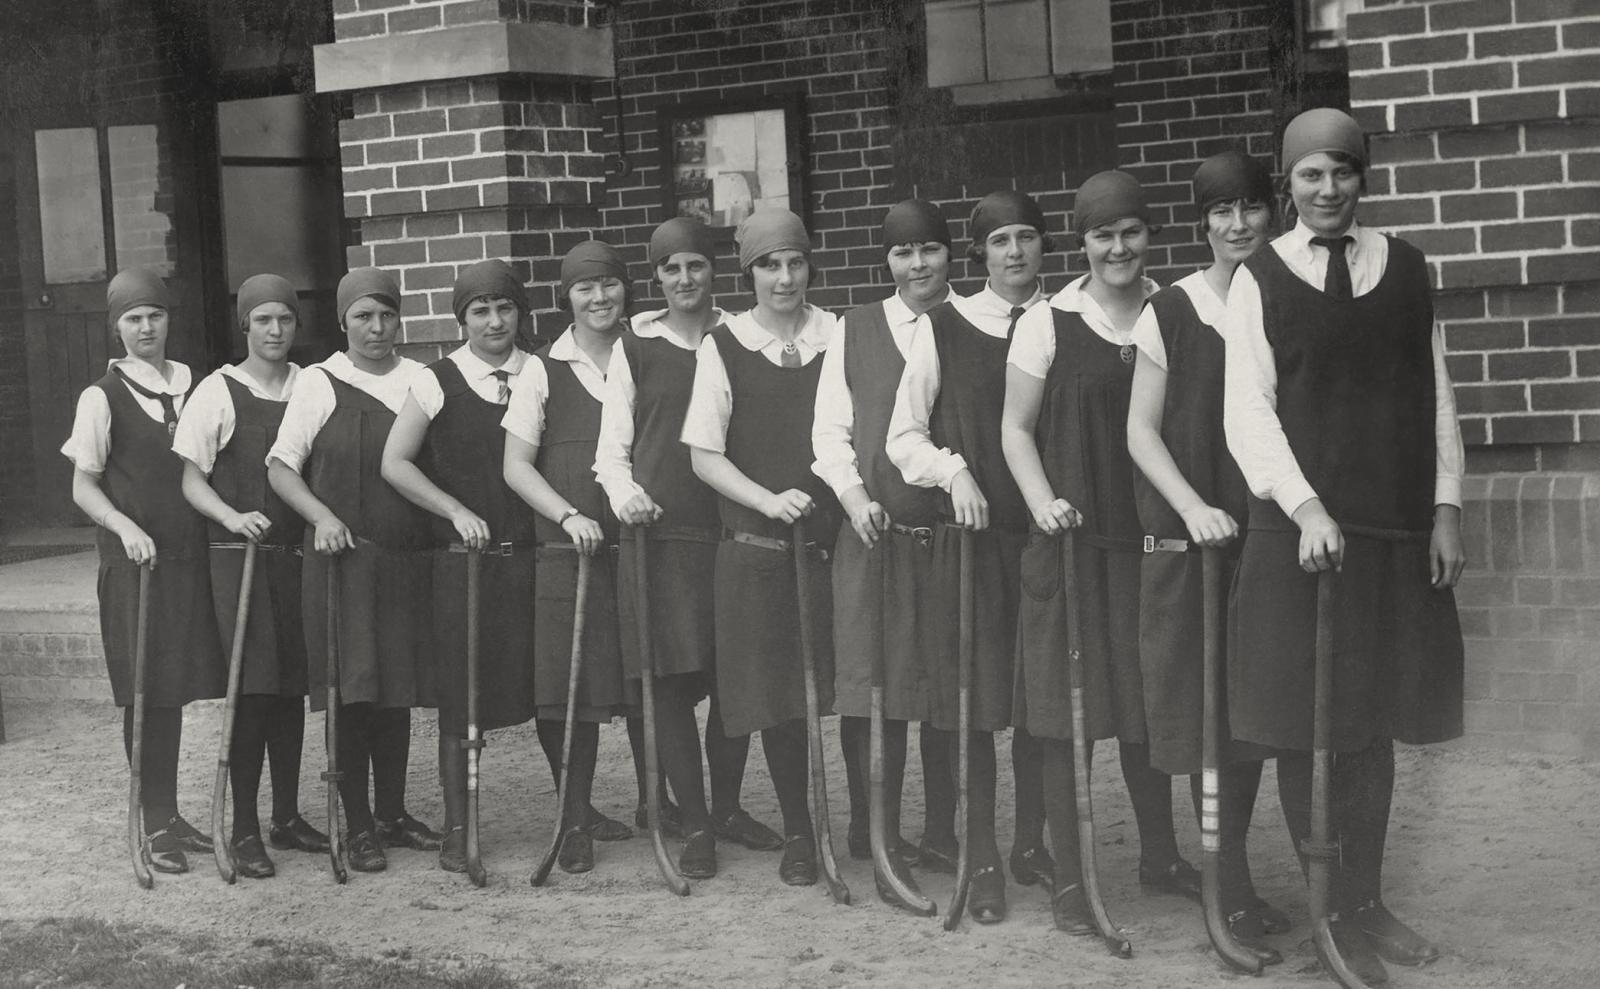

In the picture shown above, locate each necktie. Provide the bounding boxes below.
[1006,305,1027,342]
[781,342,802,368]
[1309,235,1354,300]
[114,367,179,437]
[492,369,511,404]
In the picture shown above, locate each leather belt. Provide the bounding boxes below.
[210,542,300,555]
[1142,535,1193,554]
[1077,532,1147,553]
[538,541,619,553]
[889,522,935,547]
[725,528,831,562]
[446,541,534,557]
[623,525,721,545]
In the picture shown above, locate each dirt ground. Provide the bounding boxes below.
[0,698,1595,989]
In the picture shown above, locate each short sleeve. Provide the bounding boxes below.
[1006,305,1056,379]
[171,373,236,475]
[1129,304,1168,372]
[680,336,733,453]
[410,366,447,421]
[266,369,336,474]
[60,386,113,474]
[500,358,550,447]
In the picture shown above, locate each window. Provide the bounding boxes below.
[1302,0,1365,50]
[925,0,1112,104]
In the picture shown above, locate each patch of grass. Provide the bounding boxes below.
[0,917,576,989]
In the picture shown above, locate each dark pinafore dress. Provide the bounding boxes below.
[207,375,308,698]
[531,352,629,722]
[1132,288,1259,774]
[1014,310,1145,743]
[710,325,840,738]
[922,303,1028,733]
[616,332,720,684]
[831,302,943,722]
[94,370,224,707]
[301,371,435,711]
[424,356,539,734]
[1228,239,1464,753]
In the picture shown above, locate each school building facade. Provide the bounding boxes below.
[0,0,1596,757]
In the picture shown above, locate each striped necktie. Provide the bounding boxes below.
[492,369,511,404]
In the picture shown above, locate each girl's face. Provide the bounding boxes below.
[117,305,168,362]
[1289,152,1363,237]
[750,249,810,315]
[982,224,1043,294]
[569,277,626,334]
[1204,198,1273,267]
[245,302,297,363]
[657,252,713,315]
[342,295,401,362]
[1083,217,1150,290]
[888,242,951,309]
[461,294,520,358]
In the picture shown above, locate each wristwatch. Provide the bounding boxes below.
[557,507,580,526]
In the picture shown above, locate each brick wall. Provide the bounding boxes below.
[1350,0,1600,462]
[0,152,30,527]
[1110,0,1289,279]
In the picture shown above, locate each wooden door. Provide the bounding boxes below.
[15,115,210,523]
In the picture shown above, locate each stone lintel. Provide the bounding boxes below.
[314,21,613,94]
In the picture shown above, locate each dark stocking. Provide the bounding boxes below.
[762,719,812,837]
[229,695,271,840]
[564,720,599,824]
[879,718,909,841]
[1012,726,1045,851]
[368,706,410,822]
[264,695,305,825]
[535,718,564,788]
[959,729,1001,867]
[920,724,957,842]
[1042,736,1083,888]
[1189,759,1266,909]
[335,702,374,835]
[705,692,750,818]
[840,715,870,828]
[1277,741,1394,912]
[654,675,711,834]
[123,705,181,832]
[439,732,468,832]
[1120,740,1180,869]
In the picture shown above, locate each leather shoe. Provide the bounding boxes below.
[347,830,386,873]
[1224,908,1283,966]
[1138,857,1202,902]
[438,826,467,873]
[1009,845,1055,892]
[1250,895,1291,935]
[147,828,189,874]
[376,813,442,851]
[713,808,783,852]
[1328,917,1390,986]
[916,833,958,874]
[1352,900,1441,967]
[1052,882,1096,936]
[268,815,330,853]
[634,798,684,840]
[678,830,717,880]
[874,859,928,910]
[163,815,215,854]
[968,863,1008,924]
[846,818,871,860]
[232,834,276,880]
[558,827,594,874]
[894,836,921,872]
[779,835,818,886]
[585,805,634,842]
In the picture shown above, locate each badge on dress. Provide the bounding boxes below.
[1119,344,1135,364]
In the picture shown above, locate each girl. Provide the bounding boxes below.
[63,266,224,875]
[1223,107,1465,986]
[174,273,326,878]
[885,191,1053,924]
[380,259,539,873]
[811,199,957,902]
[502,241,638,874]
[1001,171,1191,934]
[267,267,441,873]
[1124,152,1285,961]
[593,218,783,880]
[683,208,841,887]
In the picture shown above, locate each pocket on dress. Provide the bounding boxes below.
[1020,534,1060,602]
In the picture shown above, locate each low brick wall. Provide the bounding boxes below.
[1457,473,1600,758]
[0,610,111,703]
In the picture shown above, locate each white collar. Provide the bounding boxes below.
[1048,273,1160,314]
[629,307,729,349]
[725,305,832,351]
[883,287,953,328]
[974,281,1044,316]
[110,357,189,396]
[450,343,527,380]
[222,361,299,400]
[548,327,613,377]
[1172,270,1228,328]
[1283,218,1367,257]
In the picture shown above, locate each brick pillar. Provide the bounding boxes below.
[1108,0,1286,283]
[1350,0,1600,757]
[315,0,615,352]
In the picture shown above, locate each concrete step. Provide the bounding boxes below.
[0,549,110,703]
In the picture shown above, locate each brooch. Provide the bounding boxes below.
[1120,344,1135,365]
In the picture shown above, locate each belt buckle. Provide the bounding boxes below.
[805,541,830,563]
[1143,535,1155,554]
[909,526,933,548]
[490,541,515,557]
